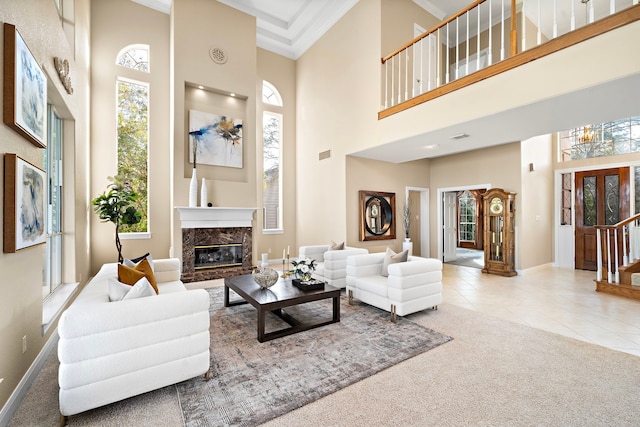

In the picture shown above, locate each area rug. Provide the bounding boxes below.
[176,287,452,426]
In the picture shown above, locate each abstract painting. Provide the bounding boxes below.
[3,24,47,148]
[188,109,243,168]
[4,154,46,253]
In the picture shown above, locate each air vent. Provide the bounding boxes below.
[209,47,227,64]
[319,150,331,160]
[450,133,469,140]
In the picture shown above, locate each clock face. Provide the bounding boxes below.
[490,197,503,215]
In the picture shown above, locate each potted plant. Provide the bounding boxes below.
[91,175,142,263]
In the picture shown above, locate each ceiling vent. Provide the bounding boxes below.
[449,133,469,140]
[209,47,228,65]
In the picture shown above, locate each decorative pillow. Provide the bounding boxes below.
[123,253,154,272]
[118,258,158,294]
[381,247,409,277]
[123,277,156,300]
[329,240,345,250]
[108,277,155,302]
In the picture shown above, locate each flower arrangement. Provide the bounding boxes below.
[290,257,317,281]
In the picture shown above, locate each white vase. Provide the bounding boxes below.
[200,178,208,207]
[189,168,198,207]
[402,237,413,256]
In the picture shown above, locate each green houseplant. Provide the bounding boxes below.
[91,176,142,263]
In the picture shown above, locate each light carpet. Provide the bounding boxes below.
[176,287,453,426]
[8,291,640,426]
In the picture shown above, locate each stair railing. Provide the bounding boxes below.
[595,213,640,283]
[381,0,640,114]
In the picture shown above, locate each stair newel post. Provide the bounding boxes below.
[596,228,602,282]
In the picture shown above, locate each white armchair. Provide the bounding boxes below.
[346,252,442,321]
[298,244,368,288]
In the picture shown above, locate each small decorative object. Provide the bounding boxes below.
[54,56,73,94]
[252,266,279,289]
[3,154,47,252]
[290,257,317,282]
[3,23,47,148]
[292,278,325,291]
[200,178,208,207]
[261,253,269,269]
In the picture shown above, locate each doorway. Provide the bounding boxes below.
[405,187,429,257]
[575,167,630,271]
[438,184,490,267]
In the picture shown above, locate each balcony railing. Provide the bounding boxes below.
[380,0,640,118]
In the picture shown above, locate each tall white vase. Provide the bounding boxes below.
[402,237,413,256]
[189,168,198,207]
[200,178,208,207]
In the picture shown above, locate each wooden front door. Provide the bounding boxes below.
[575,167,630,270]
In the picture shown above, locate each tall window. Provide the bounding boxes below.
[116,44,149,233]
[262,81,283,231]
[559,116,640,161]
[43,106,63,299]
[458,190,476,243]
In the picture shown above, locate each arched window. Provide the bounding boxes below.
[116,44,150,72]
[115,45,150,233]
[262,81,283,231]
[262,80,282,107]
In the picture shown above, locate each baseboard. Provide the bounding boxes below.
[516,262,555,276]
[0,329,59,426]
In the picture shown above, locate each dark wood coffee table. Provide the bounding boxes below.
[224,274,340,342]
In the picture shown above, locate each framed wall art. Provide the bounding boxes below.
[359,190,396,241]
[4,154,47,253]
[188,109,243,168]
[3,23,47,148]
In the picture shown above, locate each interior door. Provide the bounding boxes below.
[575,167,630,271]
[443,192,457,262]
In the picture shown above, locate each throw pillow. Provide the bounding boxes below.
[381,247,409,277]
[118,258,158,294]
[329,240,345,250]
[122,277,156,300]
[123,253,155,272]
[108,277,156,302]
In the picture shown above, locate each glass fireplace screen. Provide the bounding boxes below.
[194,243,243,270]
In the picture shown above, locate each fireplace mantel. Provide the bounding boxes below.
[175,206,257,229]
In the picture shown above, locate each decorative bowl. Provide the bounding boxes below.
[252,266,279,289]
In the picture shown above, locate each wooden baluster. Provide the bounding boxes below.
[571,0,576,31]
[404,49,408,102]
[589,0,594,24]
[391,56,395,106]
[436,28,441,87]
[500,0,505,61]
[455,18,459,80]
[607,230,612,283]
[553,0,558,38]
[522,0,527,51]
[478,5,482,62]
[596,228,602,281]
[537,0,541,45]
[510,0,516,56]
[384,60,388,109]
[466,12,470,76]
[614,228,620,283]
[445,22,450,83]
[611,0,616,15]
[488,0,493,65]
[623,224,629,266]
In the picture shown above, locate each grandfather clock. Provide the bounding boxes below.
[482,188,516,276]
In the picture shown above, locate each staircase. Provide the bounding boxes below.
[595,214,640,300]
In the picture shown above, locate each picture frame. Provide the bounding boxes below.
[359,190,396,241]
[4,154,47,253]
[188,109,243,169]
[3,23,47,148]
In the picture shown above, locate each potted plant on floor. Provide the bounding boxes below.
[92,175,142,263]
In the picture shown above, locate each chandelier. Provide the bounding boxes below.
[578,125,595,144]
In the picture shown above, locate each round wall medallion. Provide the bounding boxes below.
[209,47,227,64]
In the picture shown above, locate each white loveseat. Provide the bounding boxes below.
[299,244,368,288]
[57,258,211,417]
[346,252,442,321]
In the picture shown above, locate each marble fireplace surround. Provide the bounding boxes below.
[176,207,257,283]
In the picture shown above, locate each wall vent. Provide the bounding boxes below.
[209,47,228,64]
[319,150,331,160]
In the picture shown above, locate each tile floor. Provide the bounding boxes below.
[442,263,640,357]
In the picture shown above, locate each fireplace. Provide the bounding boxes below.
[176,207,257,283]
[195,243,243,270]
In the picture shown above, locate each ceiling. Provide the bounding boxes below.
[131,0,639,162]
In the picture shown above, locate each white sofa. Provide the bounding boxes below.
[298,244,368,288]
[57,258,211,417]
[346,252,442,321]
